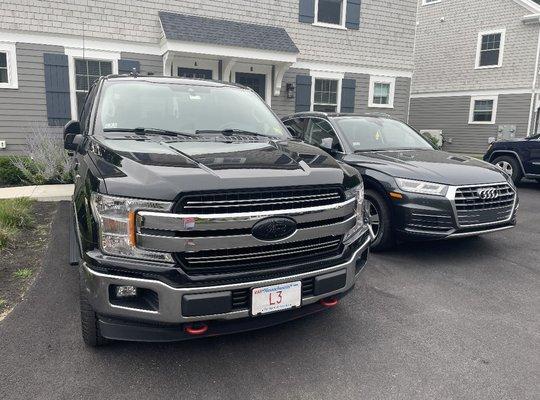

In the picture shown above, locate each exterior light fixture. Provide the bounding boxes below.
[286,83,295,99]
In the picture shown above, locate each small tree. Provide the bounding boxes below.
[11,124,73,185]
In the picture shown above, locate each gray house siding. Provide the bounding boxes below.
[409,93,532,154]
[346,73,411,121]
[413,0,540,93]
[0,43,64,154]
[272,68,309,117]
[120,52,162,76]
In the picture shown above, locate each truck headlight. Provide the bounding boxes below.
[395,178,448,196]
[90,192,174,262]
[343,182,365,244]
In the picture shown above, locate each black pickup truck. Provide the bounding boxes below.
[64,75,371,346]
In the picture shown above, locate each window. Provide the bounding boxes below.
[0,43,18,89]
[306,119,343,152]
[75,59,112,116]
[368,76,395,108]
[315,0,346,28]
[283,118,309,139]
[313,79,339,112]
[422,0,441,5]
[469,96,498,124]
[476,30,505,68]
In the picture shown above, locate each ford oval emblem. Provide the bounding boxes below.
[252,217,297,241]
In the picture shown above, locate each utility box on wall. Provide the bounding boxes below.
[497,125,516,140]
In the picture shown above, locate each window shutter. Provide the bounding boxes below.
[340,78,356,113]
[118,59,140,74]
[295,75,312,112]
[43,53,71,126]
[299,0,315,23]
[345,0,362,30]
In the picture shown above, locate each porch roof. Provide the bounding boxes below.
[158,11,299,54]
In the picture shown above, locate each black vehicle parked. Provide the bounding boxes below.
[483,134,540,184]
[282,112,518,251]
[65,76,371,346]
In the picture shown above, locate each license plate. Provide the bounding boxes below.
[251,281,301,316]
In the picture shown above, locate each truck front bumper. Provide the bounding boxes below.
[80,231,371,341]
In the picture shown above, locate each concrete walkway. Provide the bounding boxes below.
[0,184,74,201]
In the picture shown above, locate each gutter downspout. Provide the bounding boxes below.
[527,20,540,136]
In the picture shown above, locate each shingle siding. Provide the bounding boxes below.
[413,0,539,93]
[272,68,309,117]
[409,93,532,154]
[0,0,417,70]
[346,73,411,121]
[0,43,64,154]
[120,52,163,76]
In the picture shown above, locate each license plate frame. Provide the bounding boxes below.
[251,281,302,316]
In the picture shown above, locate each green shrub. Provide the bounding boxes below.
[0,225,16,248]
[0,157,25,186]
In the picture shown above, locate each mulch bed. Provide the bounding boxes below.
[0,202,58,320]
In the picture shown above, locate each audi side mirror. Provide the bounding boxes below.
[64,120,83,151]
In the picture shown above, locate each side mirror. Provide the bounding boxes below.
[64,121,83,151]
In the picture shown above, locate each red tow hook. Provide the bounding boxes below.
[184,323,209,336]
[320,297,339,307]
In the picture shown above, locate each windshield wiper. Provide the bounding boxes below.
[103,127,196,137]
[195,129,273,138]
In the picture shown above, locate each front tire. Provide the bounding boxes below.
[492,155,522,184]
[80,277,108,347]
[365,189,394,251]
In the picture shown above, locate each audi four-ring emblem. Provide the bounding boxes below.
[477,187,499,200]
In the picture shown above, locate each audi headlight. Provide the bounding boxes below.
[90,192,174,262]
[395,178,448,196]
[343,181,365,244]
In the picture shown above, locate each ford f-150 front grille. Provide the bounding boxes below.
[175,186,344,214]
[454,183,516,227]
[178,236,342,275]
[136,185,358,282]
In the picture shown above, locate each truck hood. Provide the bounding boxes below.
[342,149,508,186]
[89,135,358,200]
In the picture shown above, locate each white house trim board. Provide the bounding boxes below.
[468,95,499,125]
[309,70,344,112]
[293,61,413,78]
[410,88,532,98]
[475,29,506,70]
[368,75,396,109]
[513,0,540,14]
[0,42,18,89]
[161,40,298,64]
[64,48,120,120]
[422,0,442,5]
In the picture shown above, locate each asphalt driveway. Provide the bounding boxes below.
[1,184,539,400]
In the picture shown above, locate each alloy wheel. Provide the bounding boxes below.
[365,199,381,239]
[496,160,513,176]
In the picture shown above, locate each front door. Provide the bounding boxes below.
[235,72,266,100]
[178,67,212,79]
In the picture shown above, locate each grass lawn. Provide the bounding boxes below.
[0,199,57,319]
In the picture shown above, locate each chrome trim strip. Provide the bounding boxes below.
[138,197,356,232]
[137,215,356,252]
[446,225,514,238]
[184,192,341,207]
[81,232,372,323]
[445,182,517,228]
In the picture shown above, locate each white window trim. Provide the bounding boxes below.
[309,70,344,112]
[313,0,348,30]
[422,0,442,5]
[468,95,498,125]
[368,75,395,109]
[65,48,119,120]
[0,42,18,89]
[475,29,506,70]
